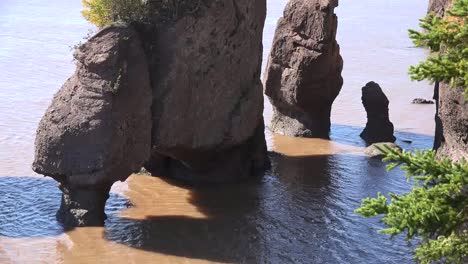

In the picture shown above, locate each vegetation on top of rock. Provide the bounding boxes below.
[408,0,468,97]
[81,0,205,28]
[81,0,149,28]
[356,146,468,263]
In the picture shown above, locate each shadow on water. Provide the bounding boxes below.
[105,177,265,263]
[0,176,129,238]
[105,151,415,263]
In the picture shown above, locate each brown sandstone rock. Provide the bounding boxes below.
[360,82,396,144]
[427,0,467,161]
[435,83,468,161]
[428,0,452,16]
[263,0,343,138]
[32,24,152,226]
[144,0,268,182]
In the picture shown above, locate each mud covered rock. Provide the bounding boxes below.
[412,98,434,104]
[33,24,152,226]
[360,82,396,144]
[263,0,343,138]
[144,0,268,182]
[364,142,401,159]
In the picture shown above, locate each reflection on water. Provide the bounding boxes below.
[0,0,437,263]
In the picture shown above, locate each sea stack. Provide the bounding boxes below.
[33,1,269,226]
[32,24,152,226]
[360,82,396,144]
[144,0,268,183]
[263,0,343,138]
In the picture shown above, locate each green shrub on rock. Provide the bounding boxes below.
[82,0,205,28]
[81,0,148,27]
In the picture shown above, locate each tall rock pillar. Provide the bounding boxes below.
[263,0,343,138]
[144,0,268,182]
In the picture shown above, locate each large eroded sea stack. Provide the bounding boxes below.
[33,1,268,226]
[264,0,343,138]
[33,24,152,226]
[144,0,268,182]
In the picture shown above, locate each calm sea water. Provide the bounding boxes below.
[0,0,435,263]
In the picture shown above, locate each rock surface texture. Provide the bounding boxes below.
[427,0,467,160]
[33,24,152,226]
[435,83,468,161]
[263,0,343,138]
[360,82,396,144]
[144,0,268,182]
[428,0,452,16]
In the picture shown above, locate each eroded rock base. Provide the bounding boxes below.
[146,123,268,183]
[270,108,332,138]
[56,184,111,227]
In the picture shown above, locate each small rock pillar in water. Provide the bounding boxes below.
[360,81,396,144]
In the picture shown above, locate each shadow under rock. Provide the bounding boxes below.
[105,153,344,263]
[104,139,418,263]
[105,176,264,263]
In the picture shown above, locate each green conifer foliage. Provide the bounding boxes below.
[356,146,468,263]
[408,0,468,97]
[358,2,467,262]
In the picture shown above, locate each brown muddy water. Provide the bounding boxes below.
[0,0,436,263]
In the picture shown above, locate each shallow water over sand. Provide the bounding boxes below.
[0,0,436,263]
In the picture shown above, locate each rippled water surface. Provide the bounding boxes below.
[0,0,435,263]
